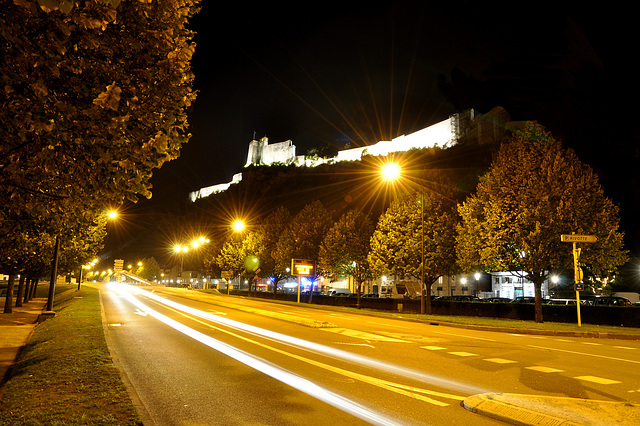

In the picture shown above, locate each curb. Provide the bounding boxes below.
[463,393,640,426]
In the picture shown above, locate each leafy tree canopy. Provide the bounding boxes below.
[456,122,628,322]
[319,209,374,282]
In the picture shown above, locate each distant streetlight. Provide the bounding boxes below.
[173,237,209,284]
[48,209,117,311]
[174,244,189,282]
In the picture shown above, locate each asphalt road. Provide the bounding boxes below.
[100,284,640,425]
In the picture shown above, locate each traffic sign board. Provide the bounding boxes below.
[561,234,597,243]
[114,259,124,272]
[291,259,315,276]
[574,283,584,291]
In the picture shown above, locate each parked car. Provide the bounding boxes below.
[512,297,536,303]
[326,288,351,296]
[483,297,513,303]
[450,295,481,302]
[433,296,453,301]
[546,299,578,305]
[583,296,632,306]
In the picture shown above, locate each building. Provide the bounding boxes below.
[189,107,514,202]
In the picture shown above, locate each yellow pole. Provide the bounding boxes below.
[573,242,582,327]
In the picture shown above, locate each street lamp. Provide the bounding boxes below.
[380,162,427,314]
[233,219,245,233]
[174,244,189,283]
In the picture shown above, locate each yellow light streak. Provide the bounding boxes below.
[114,284,488,395]
[108,283,400,426]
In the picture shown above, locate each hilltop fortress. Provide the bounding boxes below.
[189,107,512,202]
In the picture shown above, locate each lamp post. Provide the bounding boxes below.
[174,244,189,283]
[47,210,117,311]
[380,163,427,314]
[174,236,209,286]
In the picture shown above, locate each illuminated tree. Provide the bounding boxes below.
[274,201,332,284]
[456,123,628,323]
[135,257,161,281]
[319,209,374,300]
[216,235,245,287]
[252,207,291,295]
[369,171,459,313]
[0,0,199,297]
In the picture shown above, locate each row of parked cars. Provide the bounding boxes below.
[323,291,637,306]
[433,295,637,306]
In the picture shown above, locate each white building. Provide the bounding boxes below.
[189,107,512,202]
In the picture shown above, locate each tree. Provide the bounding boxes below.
[274,201,332,293]
[1,0,198,209]
[319,209,374,306]
[136,257,161,281]
[1,0,199,306]
[216,235,245,289]
[369,171,459,313]
[250,206,291,296]
[456,123,628,322]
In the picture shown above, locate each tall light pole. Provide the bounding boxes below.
[380,162,427,314]
[174,244,189,283]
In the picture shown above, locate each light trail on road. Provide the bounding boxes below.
[109,283,402,426]
[111,283,490,396]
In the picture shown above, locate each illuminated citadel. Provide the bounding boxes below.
[188,107,512,202]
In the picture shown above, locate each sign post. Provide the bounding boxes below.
[291,259,315,303]
[560,234,597,327]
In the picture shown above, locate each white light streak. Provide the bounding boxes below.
[108,283,400,425]
[110,283,489,396]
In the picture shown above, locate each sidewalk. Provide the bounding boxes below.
[1,293,639,425]
[0,297,49,387]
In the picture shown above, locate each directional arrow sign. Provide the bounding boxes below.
[561,234,598,243]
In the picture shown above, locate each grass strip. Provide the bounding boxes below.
[0,284,140,425]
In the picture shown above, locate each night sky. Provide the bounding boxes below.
[107,3,640,264]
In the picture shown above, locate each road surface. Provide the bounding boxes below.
[100,283,640,425]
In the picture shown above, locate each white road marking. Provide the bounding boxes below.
[525,366,564,373]
[420,346,446,351]
[484,358,516,364]
[448,351,477,357]
[574,376,621,385]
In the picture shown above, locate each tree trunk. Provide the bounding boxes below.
[24,276,32,304]
[533,280,544,323]
[30,278,38,300]
[3,274,15,314]
[15,273,25,307]
[424,277,440,315]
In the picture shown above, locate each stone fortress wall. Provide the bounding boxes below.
[189,107,512,202]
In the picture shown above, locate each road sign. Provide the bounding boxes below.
[561,234,597,243]
[574,283,584,291]
[114,259,124,272]
[291,259,315,276]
